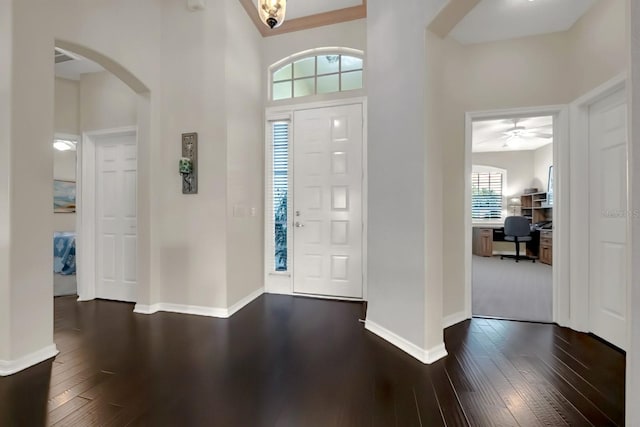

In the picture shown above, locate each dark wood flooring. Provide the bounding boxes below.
[0,294,625,426]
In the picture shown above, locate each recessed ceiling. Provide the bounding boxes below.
[279,0,362,20]
[54,48,104,80]
[450,0,597,45]
[473,116,553,153]
[240,0,365,36]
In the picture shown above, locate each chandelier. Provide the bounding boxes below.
[259,0,286,29]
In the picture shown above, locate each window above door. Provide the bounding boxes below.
[270,48,364,101]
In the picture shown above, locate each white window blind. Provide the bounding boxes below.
[272,122,289,271]
[472,171,503,219]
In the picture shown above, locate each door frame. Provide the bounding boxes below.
[264,97,368,301]
[569,73,628,334]
[464,105,570,325]
[76,126,138,302]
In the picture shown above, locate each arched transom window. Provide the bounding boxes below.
[271,49,364,101]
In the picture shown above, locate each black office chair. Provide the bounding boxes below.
[501,216,535,263]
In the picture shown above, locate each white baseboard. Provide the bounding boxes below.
[227,288,264,317]
[0,344,59,376]
[425,343,449,363]
[364,320,448,364]
[133,302,228,318]
[133,303,161,315]
[134,288,264,319]
[443,311,470,329]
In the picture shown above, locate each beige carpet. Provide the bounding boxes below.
[472,255,552,322]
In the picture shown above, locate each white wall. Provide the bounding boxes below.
[628,0,639,423]
[262,19,366,73]
[367,0,446,356]
[225,0,264,306]
[53,78,80,232]
[432,0,627,318]
[0,0,55,363]
[568,0,627,99]
[80,71,137,131]
[154,0,229,308]
[54,77,79,134]
[532,143,553,193]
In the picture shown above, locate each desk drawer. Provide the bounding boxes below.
[540,230,553,239]
[479,229,493,237]
[540,237,552,246]
[540,243,552,265]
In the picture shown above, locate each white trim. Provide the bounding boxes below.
[627,3,639,421]
[266,97,368,123]
[134,289,264,318]
[568,73,627,333]
[443,311,469,329]
[264,97,368,301]
[286,292,365,303]
[77,126,138,303]
[464,105,569,326]
[227,288,265,317]
[132,304,157,315]
[134,303,228,318]
[269,47,364,72]
[0,344,59,376]
[364,320,448,364]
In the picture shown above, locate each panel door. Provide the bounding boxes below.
[293,104,363,298]
[95,133,137,302]
[589,88,628,349]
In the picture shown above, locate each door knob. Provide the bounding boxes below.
[295,222,305,228]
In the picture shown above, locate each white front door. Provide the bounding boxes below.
[293,104,363,298]
[589,88,628,349]
[95,133,138,302]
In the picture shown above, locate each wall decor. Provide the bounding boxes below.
[54,180,76,213]
[181,132,198,194]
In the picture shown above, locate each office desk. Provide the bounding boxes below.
[472,226,551,264]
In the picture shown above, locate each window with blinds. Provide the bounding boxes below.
[471,171,503,219]
[272,122,289,271]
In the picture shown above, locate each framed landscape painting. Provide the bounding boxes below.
[54,180,76,213]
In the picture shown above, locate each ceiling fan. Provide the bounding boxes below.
[474,118,553,148]
[501,119,552,145]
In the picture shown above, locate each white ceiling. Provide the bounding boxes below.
[450,0,597,45]
[257,0,362,20]
[473,116,553,153]
[55,49,104,80]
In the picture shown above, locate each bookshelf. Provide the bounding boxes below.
[520,192,553,224]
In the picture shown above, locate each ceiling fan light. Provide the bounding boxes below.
[53,139,77,151]
[259,0,286,29]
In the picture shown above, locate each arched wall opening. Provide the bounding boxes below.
[53,39,153,308]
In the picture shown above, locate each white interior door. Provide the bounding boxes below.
[589,88,628,349]
[95,133,138,302]
[293,104,363,298]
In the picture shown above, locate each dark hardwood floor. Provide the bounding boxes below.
[0,294,625,426]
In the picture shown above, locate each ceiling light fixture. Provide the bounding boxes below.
[53,139,77,152]
[259,0,286,29]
